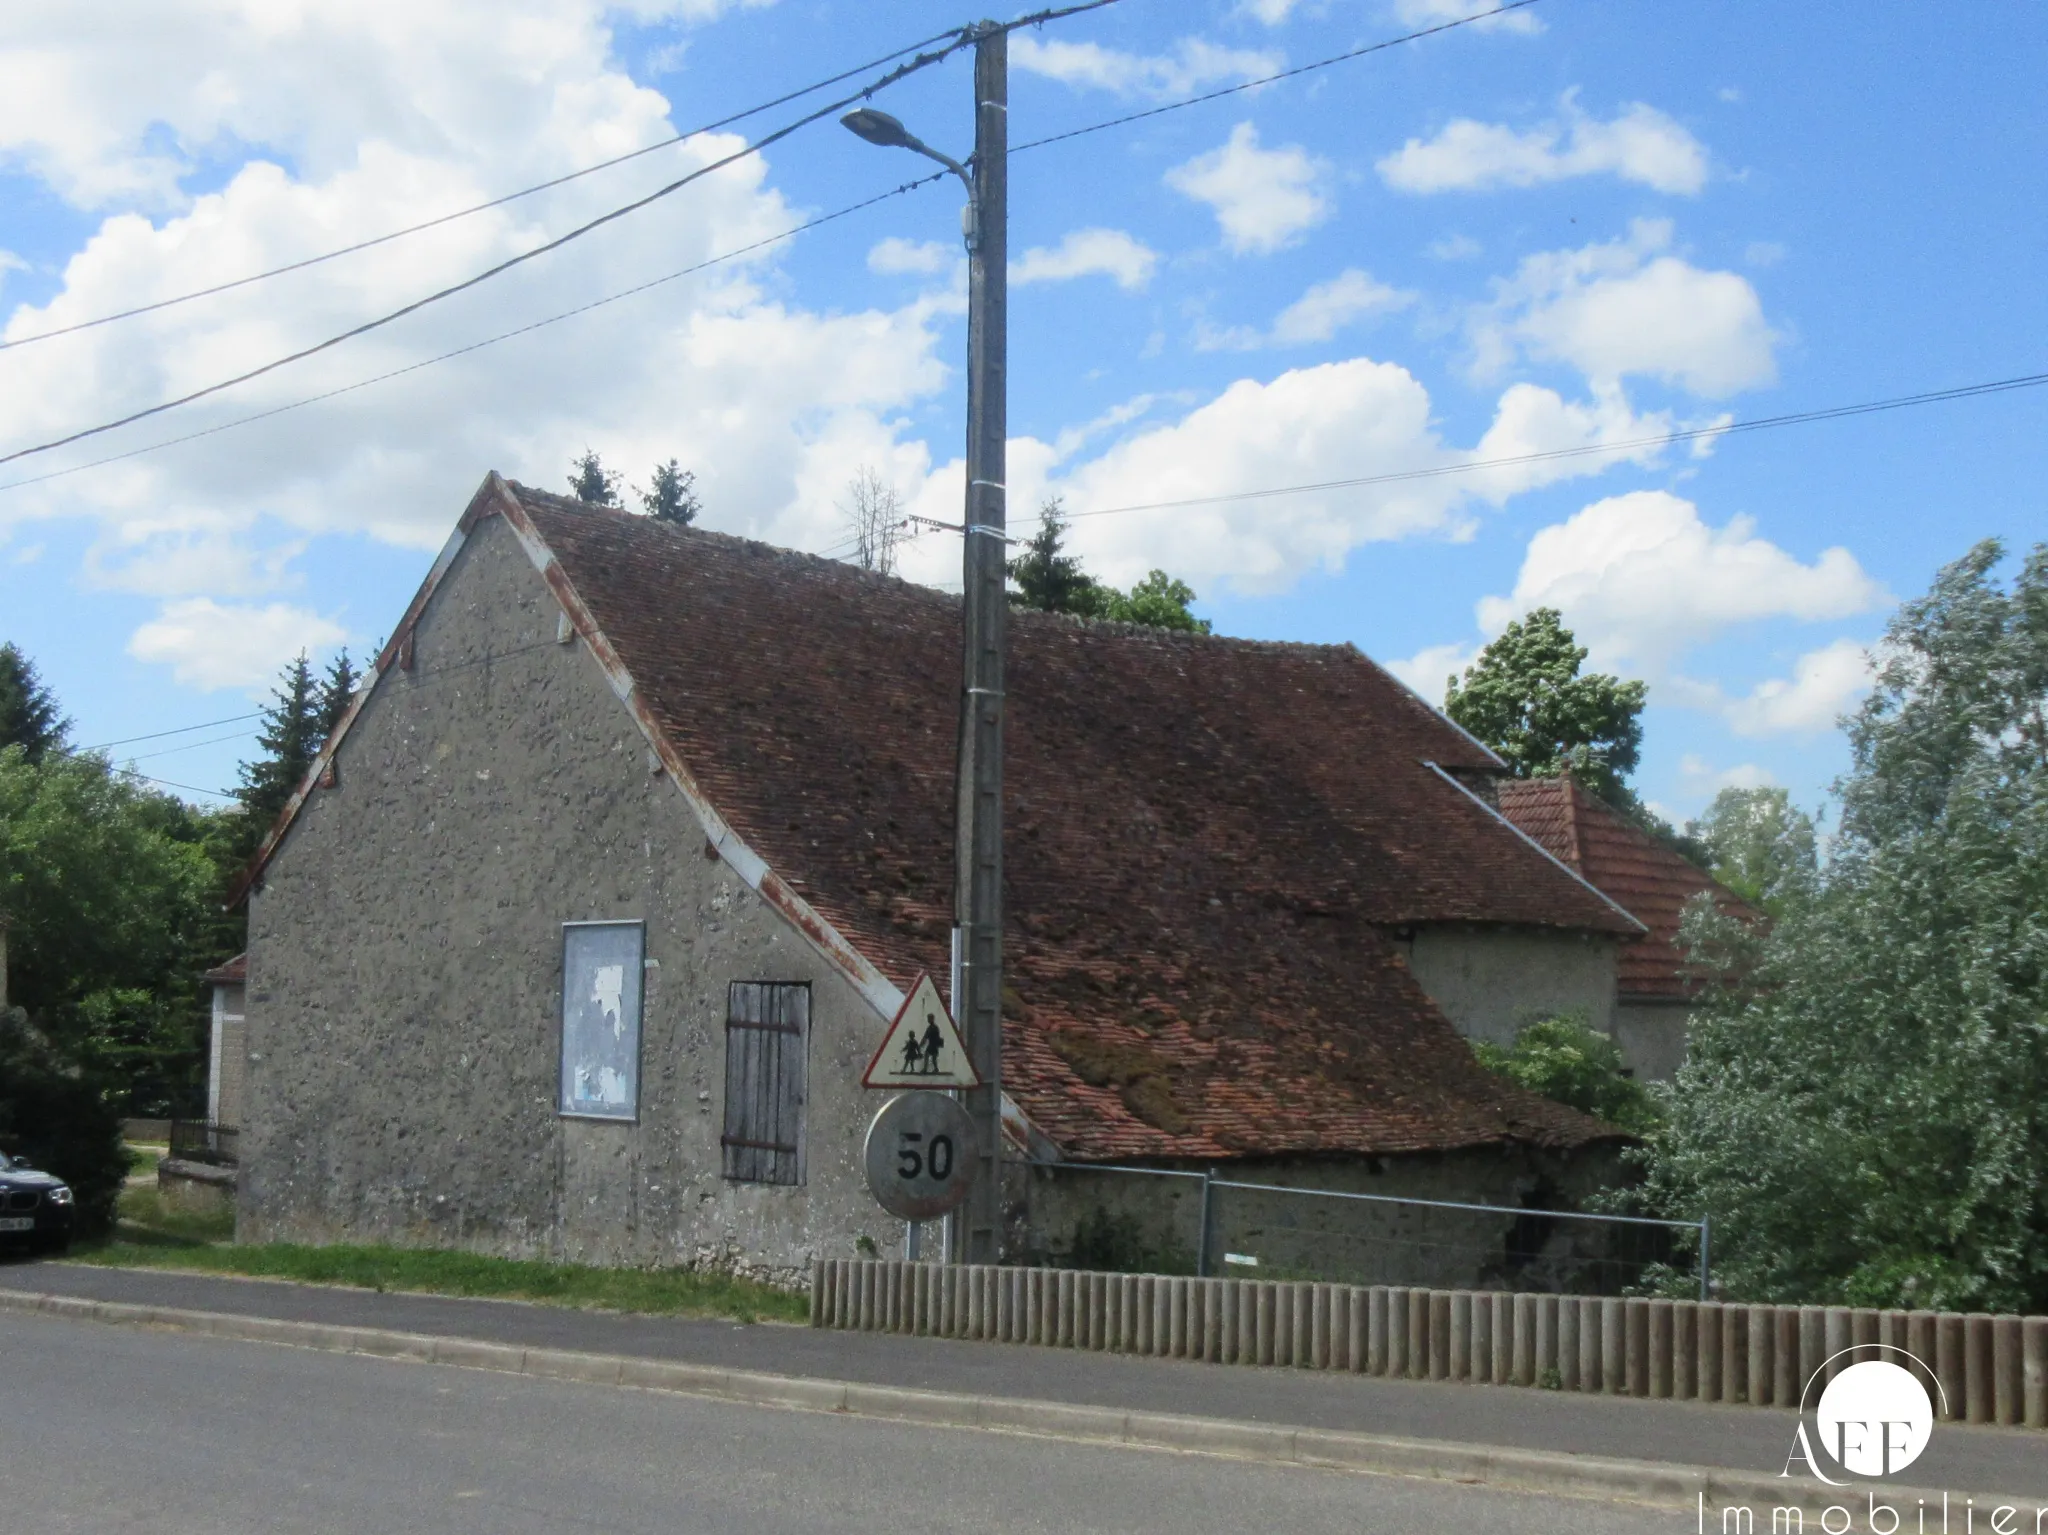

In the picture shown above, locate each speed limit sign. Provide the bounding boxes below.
[862,1092,975,1220]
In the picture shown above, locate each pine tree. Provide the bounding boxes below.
[640,459,700,524]
[568,450,622,507]
[0,642,68,764]
[316,650,359,738]
[236,654,323,837]
[1007,500,1103,616]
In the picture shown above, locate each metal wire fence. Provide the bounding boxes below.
[1015,1162,1707,1300]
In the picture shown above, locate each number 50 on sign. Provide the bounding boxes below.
[862,1092,975,1220]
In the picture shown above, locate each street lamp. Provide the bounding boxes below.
[841,32,1009,1269]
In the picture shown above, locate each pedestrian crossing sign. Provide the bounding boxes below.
[863,973,978,1089]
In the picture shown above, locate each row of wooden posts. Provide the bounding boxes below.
[811,1259,2048,1430]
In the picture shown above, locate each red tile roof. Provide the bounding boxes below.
[202,953,247,985]
[256,476,1638,1160]
[501,484,1634,1158]
[1497,777,1760,1001]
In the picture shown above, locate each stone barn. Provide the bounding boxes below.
[233,473,1651,1287]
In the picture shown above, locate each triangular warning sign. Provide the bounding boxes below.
[863,974,979,1089]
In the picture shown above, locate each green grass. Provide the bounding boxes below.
[74,1239,808,1323]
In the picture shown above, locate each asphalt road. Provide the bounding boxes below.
[3,1308,1686,1535]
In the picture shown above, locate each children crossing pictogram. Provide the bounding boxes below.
[862,973,978,1089]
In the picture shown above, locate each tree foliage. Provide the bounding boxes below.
[1007,502,1211,633]
[1685,785,1817,913]
[1444,609,1647,807]
[1636,540,2048,1312]
[0,1007,127,1235]
[1473,1016,1662,1136]
[235,653,324,842]
[641,458,701,525]
[0,643,68,764]
[568,449,622,507]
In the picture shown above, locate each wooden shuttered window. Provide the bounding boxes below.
[721,982,809,1185]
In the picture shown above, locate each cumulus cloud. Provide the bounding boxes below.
[0,0,969,688]
[1679,755,1777,793]
[128,598,348,691]
[1470,219,1777,396]
[1011,228,1158,291]
[1198,269,1412,350]
[1010,35,1279,98]
[1723,638,1875,736]
[1385,641,1479,704]
[1378,93,1708,196]
[1475,490,1886,673]
[868,237,952,276]
[1166,123,1328,255]
[891,360,1687,600]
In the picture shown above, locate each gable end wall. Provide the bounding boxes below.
[240,512,906,1281]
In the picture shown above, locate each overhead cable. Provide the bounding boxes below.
[0,171,950,495]
[0,26,972,353]
[0,34,974,470]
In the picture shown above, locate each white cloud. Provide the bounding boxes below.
[1471,219,1777,397]
[1011,228,1158,291]
[1476,490,1886,674]
[1427,232,1481,261]
[1391,0,1544,35]
[1378,94,1708,195]
[867,237,952,276]
[1723,638,1875,736]
[1240,0,1300,20]
[1197,269,1412,350]
[1385,641,1479,704]
[1679,754,1777,793]
[0,0,960,628]
[1166,123,1328,255]
[888,360,1683,599]
[1009,35,1280,99]
[128,598,348,691]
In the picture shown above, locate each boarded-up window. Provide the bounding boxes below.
[722,982,808,1185]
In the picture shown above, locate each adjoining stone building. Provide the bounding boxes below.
[1497,777,1761,1081]
[233,474,1653,1287]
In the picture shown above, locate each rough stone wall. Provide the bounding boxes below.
[1394,924,1619,1051]
[1014,1143,1642,1293]
[240,513,909,1285]
[1612,997,1690,1082]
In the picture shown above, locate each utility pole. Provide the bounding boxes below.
[954,23,1008,1266]
[840,22,1009,1266]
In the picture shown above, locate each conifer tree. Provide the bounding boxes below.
[640,459,700,524]
[235,653,323,836]
[568,450,622,507]
[316,650,358,738]
[0,642,68,764]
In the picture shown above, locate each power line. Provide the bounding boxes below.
[0,171,950,495]
[0,36,974,471]
[1037,370,2048,525]
[1011,0,1544,154]
[0,27,972,354]
[76,711,264,752]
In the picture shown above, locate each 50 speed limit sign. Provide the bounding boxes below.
[862,1092,975,1220]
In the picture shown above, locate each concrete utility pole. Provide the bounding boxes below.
[842,23,1009,1264]
[954,23,1008,1265]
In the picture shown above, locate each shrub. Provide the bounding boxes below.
[1473,1015,1662,1135]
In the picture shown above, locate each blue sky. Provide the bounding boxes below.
[1,0,2043,822]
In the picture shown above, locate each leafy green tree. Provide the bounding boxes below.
[1100,571,1212,634]
[0,747,216,1065]
[0,642,67,764]
[568,449,621,507]
[641,459,700,525]
[1473,1016,1661,1135]
[0,1007,126,1237]
[1444,608,1648,807]
[1008,502,1211,633]
[1636,540,2048,1311]
[1685,785,1817,912]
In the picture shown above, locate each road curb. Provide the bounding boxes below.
[0,1285,2026,1516]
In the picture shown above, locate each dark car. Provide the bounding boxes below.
[0,1150,75,1254]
